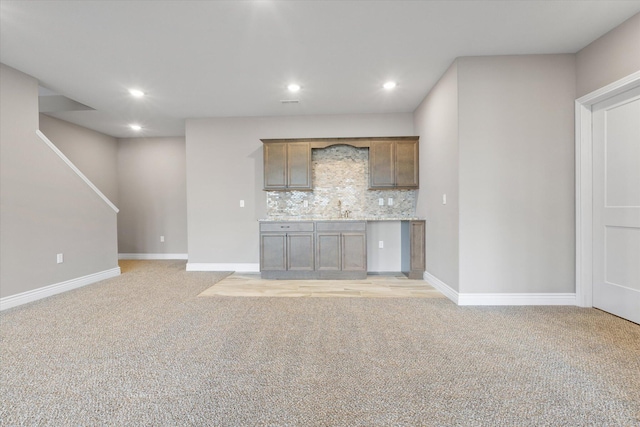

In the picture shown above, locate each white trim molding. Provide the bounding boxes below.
[36,130,119,213]
[575,70,640,308]
[119,253,188,260]
[457,293,576,306]
[186,263,260,272]
[424,271,459,304]
[0,267,121,311]
[424,271,576,306]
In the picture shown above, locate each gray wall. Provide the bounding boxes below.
[457,55,576,294]
[117,137,188,254]
[186,114,414,265]
[38,115,188,256]
[366,221,402,272]
[410,14,638,295]
[412,55,576,295]
[39,114,119,204]
[576,12,640,98]
[413,61,460,291]
[0,63,118,298]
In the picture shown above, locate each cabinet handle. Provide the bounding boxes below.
[281,225,290,228]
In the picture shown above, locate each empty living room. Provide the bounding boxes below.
[1,1,639,425]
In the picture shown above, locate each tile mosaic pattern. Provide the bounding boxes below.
[266,145,417,219]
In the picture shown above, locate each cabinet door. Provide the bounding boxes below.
[261,233,286,271]
[395,140,419,188]
[316,233,341,271]
[287,142,312,189]
[342,233,367,271]
[410,220,425,276]
[264,143,287,189]
[369,141,395,188]
[287,233,315,271]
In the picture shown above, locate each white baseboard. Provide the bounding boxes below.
[423,271,576,306]
[457,293,577,306]
[118,253,188,260]
[0,267,121,311]
[424,271,459,304]
[186,263,260,272]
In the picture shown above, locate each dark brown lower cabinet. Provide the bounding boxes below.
[315,222,367,279]
[287,233,315,271]
[341,233,367,272]
[401,220,426,279]
[260,220,424,280]
[316,233,341,271]
[260,222,315,278]
[261,221,366,279]
[260,233,287,271]
[260,232,315,272]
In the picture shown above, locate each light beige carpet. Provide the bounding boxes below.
[2,260,639,426]
[199,273,446,298]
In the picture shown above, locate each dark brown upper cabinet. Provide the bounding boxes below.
[263,141,312,190]
[262,136,418,191]
[369,138,419,189]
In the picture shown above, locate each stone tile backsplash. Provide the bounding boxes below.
[266,145,417,218]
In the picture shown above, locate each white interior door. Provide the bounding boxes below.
[592,86,640,324]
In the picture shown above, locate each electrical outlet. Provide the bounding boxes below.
[388,197,393,206]
[303,200,308,208]
[240,200,245,208]
[160,235,165,242]
[379,198,384,206]
[442,194,447,205]
[57,253,63,264]
[378,241,384,249]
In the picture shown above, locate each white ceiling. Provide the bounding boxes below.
[1,1,639,138]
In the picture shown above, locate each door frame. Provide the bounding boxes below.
[575,70,640,307]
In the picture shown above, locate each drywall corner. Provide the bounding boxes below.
[413,60,460,291]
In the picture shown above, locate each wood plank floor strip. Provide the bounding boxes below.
[199,273,446,298]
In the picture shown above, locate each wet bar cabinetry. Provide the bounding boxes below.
[315,222,367,279]
[401,220,426,280]
[260,219,426,280]
[263,142,312,190]
[260,222,315,274]
[369,139,419,189]
[262,137,418,191]
[260,221,367,279]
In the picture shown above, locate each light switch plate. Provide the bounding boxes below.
[442,194,447,204]
[240,200,245,208]
[57,253,63,264]
[378,241,384,248]
[379,198,384,206]
[160,235,165,242]
[303,200,308,207]
[388,198,393,206]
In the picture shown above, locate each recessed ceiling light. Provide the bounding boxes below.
[287,83,301,92]
[383,81,397,90]
[130,124,142,131]
[128,89,145,98]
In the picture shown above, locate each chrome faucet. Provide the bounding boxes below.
[337,200,351,218]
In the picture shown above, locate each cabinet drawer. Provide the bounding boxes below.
[316,221,366,232]
[260,222,315,232]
